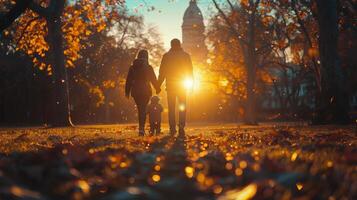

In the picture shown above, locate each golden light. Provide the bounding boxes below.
[179,104,186,111]
[291,152,298,162]
[120,162,128,168]
[296,183,303,191]
[220,79,229,87]
[327,160,333,168]
[154,165,161,171]
[185,166,195,178]
[152,174,161,182]
[218,184,257,200]
[181,66,210,93]
[239,161,247,169]
[183,78,194,90]
[225,162,233,170]
[213,185,223,194]
[196,172,206,183]
[77,180,90,194]
[235,168,243,176]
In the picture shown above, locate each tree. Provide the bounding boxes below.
[265,0,317,117]
[1,5,164,125]
[208,0,321,122]
[314,0,350,124]
[210,0,264,124]
[338,0,357,102]
[0,0,124,126]
[70,14,164,123]
[273,0,353,123]
[210,0,307,124]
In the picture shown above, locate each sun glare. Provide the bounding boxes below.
[183,78,194,90]
[183,68,203,92]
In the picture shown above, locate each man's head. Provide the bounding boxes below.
[170,39,181,49]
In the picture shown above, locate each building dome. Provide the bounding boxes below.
[182,0,207,64]
[183,0,204,27]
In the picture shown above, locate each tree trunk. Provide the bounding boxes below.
[211,0,258,124]
[244,3,257,125]
[245,56,257,124]
[0,95,4,123]
[45,1,73,127]
[314,0,351,124]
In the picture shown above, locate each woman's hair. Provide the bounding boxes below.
[137,50,149,61]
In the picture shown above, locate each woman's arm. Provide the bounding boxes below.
[158,54,167,89]
[148,66,160,93]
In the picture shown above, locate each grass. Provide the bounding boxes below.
[0,124,356,200]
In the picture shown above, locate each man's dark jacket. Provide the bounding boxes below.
[158,47,193,90]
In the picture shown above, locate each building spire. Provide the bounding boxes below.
[182,0,207,63]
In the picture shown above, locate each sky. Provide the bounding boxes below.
[126,0,212,49]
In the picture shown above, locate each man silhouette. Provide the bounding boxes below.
[158,39,193,135]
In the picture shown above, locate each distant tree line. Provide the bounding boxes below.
[208,0,356,124]
[0,0,356,126]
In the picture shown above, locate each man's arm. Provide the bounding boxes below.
[157,54,167,88]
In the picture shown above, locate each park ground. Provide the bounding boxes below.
[0,123,356,200]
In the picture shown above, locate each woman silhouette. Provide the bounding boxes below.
[125,50,160,136]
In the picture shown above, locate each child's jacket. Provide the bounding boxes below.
[147,103,163,123]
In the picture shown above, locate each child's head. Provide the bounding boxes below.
[150,96,160,104]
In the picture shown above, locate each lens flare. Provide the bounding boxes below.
[183,78,194,90]
[179,104,186,111]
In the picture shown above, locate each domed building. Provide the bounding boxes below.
[182,0,207,64]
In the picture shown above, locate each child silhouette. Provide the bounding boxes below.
[147,96,163,135]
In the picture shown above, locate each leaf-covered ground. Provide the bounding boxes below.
[0,124,356,200]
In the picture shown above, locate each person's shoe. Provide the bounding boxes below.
[139,130,145,136]
[149,129,155,136]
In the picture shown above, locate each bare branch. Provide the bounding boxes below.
[226,0,235,11]
[118,20,131,47]
[291,0,321,91]
[212,0,248,45]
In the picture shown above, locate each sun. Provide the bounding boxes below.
[183,78,194,90]
[183,70,201,92]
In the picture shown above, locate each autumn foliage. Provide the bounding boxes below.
[0,0,356,125]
